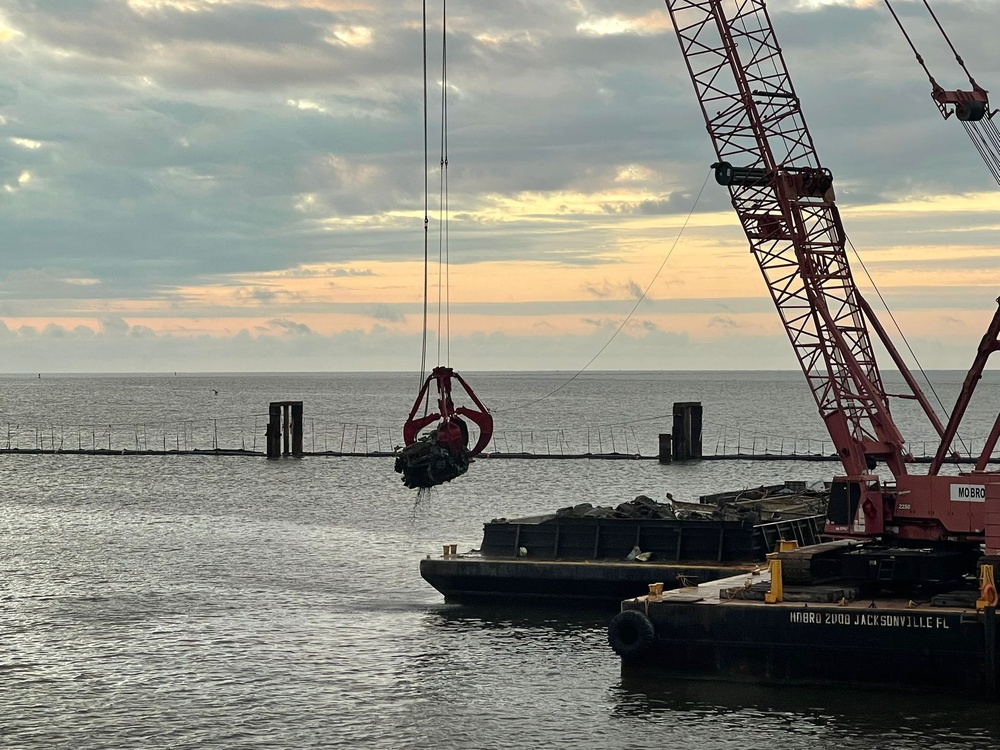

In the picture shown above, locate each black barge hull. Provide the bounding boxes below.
[613,571,1000,695]
[420,556,758,608]
[422,511,825,609]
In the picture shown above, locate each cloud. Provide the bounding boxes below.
[130,324,156,338]
[708,316,745,331]
[0,0,995,371]
[330,267,375,277]
[101,316,131,336]
[234,286,279,304]
[630,319,659,332]
[367,304,405,323]
[42,323,68,339]
[601,188,723,216]
[264,317,313,335]
[583,279,645,300]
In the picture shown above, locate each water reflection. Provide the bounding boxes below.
[424,602,611,634]
[611,671,1000,747]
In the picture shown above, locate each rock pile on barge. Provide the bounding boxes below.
[420,482,828,608]
[554,482,827,523]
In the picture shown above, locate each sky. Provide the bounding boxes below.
[0,0,997,373]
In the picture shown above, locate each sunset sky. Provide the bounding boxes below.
[0,0,997,373]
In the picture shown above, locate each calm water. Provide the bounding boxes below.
[3,372,1000,749]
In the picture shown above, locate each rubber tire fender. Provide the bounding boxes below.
[608,609,656,660]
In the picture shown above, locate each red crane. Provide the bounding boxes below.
[662,0,1000,583]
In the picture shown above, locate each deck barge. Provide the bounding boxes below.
[610,564,1000,694]
[420,555,763,608]
[422,482,827,609]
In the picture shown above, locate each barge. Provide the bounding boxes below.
[421,482,827,609]
[608,547,1000,695]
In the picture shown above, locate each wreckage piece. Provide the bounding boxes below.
[394,430,470,489]
[556,495,679,521]
[395,366,493,488]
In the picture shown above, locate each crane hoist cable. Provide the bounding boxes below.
[962,118,1000,186]
[396,0,492,490]
[883,0,1000,186]
[437,6,451,368]
[876,0,995,458]
[496,170,712,415]
[419,0,430,389]
[845,234,971,462]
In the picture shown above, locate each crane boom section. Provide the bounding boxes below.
[664,0,907,477]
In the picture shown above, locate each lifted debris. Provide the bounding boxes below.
[394,429,470,489]
[395,366,493,489]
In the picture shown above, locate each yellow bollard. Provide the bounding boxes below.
[978,563,997,610]
[764,558,784,604]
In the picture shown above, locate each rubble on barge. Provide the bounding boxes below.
[420,482,828,609]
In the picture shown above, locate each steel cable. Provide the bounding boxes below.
[495,170,712,414]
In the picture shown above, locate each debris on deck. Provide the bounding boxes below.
[552,482,828,524]
[421,481,830,608]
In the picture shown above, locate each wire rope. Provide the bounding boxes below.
[419,0,430,388]
[845,235,971,459]
[875,0,1000,459]
[884,0,1000,185]
[496,169,712,414]
[416,0,450,411]
[963,118,1000,187]
[437,0,451,367]
[920,0,976,84]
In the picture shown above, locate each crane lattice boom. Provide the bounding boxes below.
[663,0,1000,550]
[664,0,905,478]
